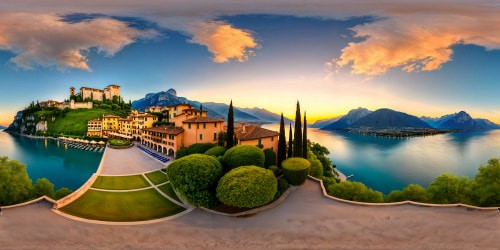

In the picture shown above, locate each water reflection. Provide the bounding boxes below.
[263,124,500,193]
[0,131,103,190]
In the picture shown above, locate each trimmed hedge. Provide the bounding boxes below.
[175,148,189,159]
[281,157,311,186]
[264,148,277,167]
[222,145,265,170]
[216,166,277,208]
[204,146,227,157]
[167,154,224,208]
[188,143,216,155]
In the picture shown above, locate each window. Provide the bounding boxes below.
[214,123,217,128]
[203,123,206,129]
[214,133,217,140]
[200,134,203,140]
[197,124,199,129]
[188,123,191,129]
[271,137,274,141]
[258,139,262,145]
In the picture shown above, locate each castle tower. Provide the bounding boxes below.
[70,87,75,96]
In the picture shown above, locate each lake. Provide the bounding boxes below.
[0,130,102,190]
[263,124,500,194]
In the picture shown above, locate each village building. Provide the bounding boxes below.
[235,124,279,155]
[140,104,224,156]
[87,118,102,137]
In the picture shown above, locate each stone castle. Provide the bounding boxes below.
[70,84,121,102]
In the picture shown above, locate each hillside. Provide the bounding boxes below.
[238,107,293,124]
[350,109,432,128]
[322,107,372,130]
[7,108,128,136]
[0,125,6,130]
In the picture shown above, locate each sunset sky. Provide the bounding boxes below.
[0,1,499,126]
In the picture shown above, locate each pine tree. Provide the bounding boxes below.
[226,100,235,149]
[302,111,308,159]
[293,101,302,157]
[288,123,293,158]
[278,113,287,167]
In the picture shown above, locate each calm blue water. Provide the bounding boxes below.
[263,124,500,194]
[0,130,103,190]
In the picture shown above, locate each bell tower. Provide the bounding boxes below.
[70,87,75,96]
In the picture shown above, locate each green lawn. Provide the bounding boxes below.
[42,108,128,136]
[145,170,170,185]
[109,138,132,147]
[158,183,182,203]
[60,189,186,222]
[92,175,150,190]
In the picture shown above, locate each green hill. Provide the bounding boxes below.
[42,108,129,136]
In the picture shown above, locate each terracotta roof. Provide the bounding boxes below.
[88,118,101,122]
[143,126,184,135]
[102,115,120,118]
[182,117,224,123]
[119,118,132,121]
[235,125,279,141]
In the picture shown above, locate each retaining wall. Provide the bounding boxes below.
[54,147,108,209]
[308,175,499,211]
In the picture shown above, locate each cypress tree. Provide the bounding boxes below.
[200,104,203,110]
[226,100,235,149]
[293,101,302,157]
[288,123,293,158]
[277,113,287,167]
[302,111,308,159]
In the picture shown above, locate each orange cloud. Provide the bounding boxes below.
[186,20,257,63]
[330,10,500,76]
[0,12,157,70]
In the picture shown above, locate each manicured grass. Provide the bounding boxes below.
[109,138,132,147]
[60,189,186,222]
[158,183,181,203]
[92,175,150,190]
[145,170,169,185]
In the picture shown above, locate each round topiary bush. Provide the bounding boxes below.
[281,157,311,186]
[216,166,277,208]
[175,148,189,159]
[167,154,224,208]
[222,145,265,170]
[204,146,227,157]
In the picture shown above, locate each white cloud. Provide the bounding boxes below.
[0,12,157,70]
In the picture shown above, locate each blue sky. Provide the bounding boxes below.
[0,1,499,125]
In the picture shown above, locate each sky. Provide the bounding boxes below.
[0,1,499,126]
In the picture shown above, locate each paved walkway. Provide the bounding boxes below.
[99,145,167,175]
[1,180,498,249]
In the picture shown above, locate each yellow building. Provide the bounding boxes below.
[102,115,120,136]
[145,106,165,113]
[235,124,279,155]
[130,111,158,140]
[87,118,102,137]
[118,118,133,137]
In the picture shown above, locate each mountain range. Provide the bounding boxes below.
[320,108,499,131]
[132,89,499,130]
[0,125,6,130]
[132,89,292,124]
